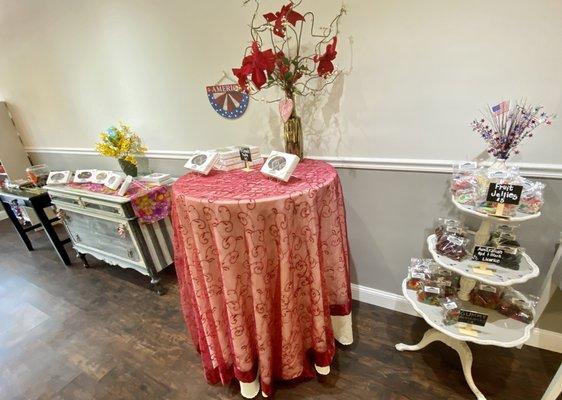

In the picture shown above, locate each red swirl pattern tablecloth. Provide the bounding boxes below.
[171,159,352,396]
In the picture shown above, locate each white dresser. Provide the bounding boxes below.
[45,184,173,294]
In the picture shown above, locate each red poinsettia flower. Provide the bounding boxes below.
[314,37,338,77]
[263,3,305,38]
[232,41,276,91]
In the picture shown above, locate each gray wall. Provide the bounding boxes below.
[33,152,562,297]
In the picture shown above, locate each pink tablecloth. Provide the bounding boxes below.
[171,159,352,396]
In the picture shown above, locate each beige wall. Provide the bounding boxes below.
[1,1,562,307]
[0,0,561,162]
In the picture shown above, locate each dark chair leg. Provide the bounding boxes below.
[1,200,33,250]
[150,276,167,296]
[34,205,71,266]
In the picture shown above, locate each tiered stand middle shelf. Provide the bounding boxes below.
[396,197,541,400]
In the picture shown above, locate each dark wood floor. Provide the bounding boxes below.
[0,219,560,400]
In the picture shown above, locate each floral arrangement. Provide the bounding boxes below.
[471,100,555,160]
[95,122,147,165]
[231,0,345,158]
[232,1,344,98]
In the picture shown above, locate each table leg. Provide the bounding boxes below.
[396,328,486,400]
[76,251,90,268]
[129,219,167,295]
[34,205,71,266]
[1,200,33,250]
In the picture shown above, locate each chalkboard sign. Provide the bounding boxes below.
[486,183,523,205]
[472,246,504,265]
[239,147,252,162]
[458,309,488,327]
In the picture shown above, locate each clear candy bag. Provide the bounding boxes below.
[440,297,461,325]
[519,178,545,215]
[436,230,470,261]
[496,288,538,324]
[434,218,463,241]
[469,283,502,309]
[451,162,479,206]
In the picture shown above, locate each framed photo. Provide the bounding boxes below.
[91,170,110,184]
[73,169,97,183]
[260,151,300,182]
[184,151,218,175]
[46,170,72,185]
[104,172,125,190]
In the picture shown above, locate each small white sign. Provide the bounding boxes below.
[260,151,300,182]
[46,171,72,185]
[184,151,218,175]
[73,169,97,183]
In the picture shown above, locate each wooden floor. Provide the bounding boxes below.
[0,220,560,400]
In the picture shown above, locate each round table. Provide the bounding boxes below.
[171,159,352,397]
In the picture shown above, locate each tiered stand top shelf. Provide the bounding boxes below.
[427,234,539,286]
[451,196,541,222]
[402,279,535,347]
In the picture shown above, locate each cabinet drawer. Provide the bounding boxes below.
[63,209,140,262]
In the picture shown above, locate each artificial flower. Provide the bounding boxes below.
[232,41,276,90]
[263,3,305,38]
[314,37,338,77]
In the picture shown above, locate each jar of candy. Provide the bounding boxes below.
[469,283,502,309]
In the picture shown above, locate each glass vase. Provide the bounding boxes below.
[283,115,303,159]
[118,158,138,177]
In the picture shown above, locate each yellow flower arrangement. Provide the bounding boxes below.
[95,122,147,165]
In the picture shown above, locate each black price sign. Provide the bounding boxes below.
[458,310,488,327]
[486,183,523,205]
[472,246,504,265]
[239,147,252,162]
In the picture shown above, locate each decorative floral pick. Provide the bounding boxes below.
[471,100,556,160]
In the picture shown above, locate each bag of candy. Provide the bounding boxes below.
[440,297,461,325]
[496,288,538,324]
[451,162,479,205]
[519,178,545,215]
[477,169,520,217]
[469,283,502,309]
[436,230,470,261]
[486,226,523,270]
[407,258,438,290]
[434,218,463,241]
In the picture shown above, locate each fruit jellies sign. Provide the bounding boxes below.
[206,84,249,119]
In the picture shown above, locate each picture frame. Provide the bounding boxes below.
[260,151,300,182]
[104,172,125,190]
[184,151,218,175]
[73,169,97,183]
[46,170,72,185]
[91,170,110,184]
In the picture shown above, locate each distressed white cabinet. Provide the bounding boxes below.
[46,184,173,294]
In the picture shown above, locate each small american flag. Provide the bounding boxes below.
[491,100,510,115]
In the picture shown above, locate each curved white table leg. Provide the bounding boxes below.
[395,327,443,352]
[396,328,486,400]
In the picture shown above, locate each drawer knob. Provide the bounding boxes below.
[56,209,70,222]
[117,224,127,237]
[75,234,81,243]
[127,249,134,259]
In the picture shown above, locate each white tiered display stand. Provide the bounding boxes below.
[396,198,541,400]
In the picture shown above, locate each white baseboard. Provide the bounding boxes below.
[0,210,6,221]
[525,328,562,354]
[351,283,562,354]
